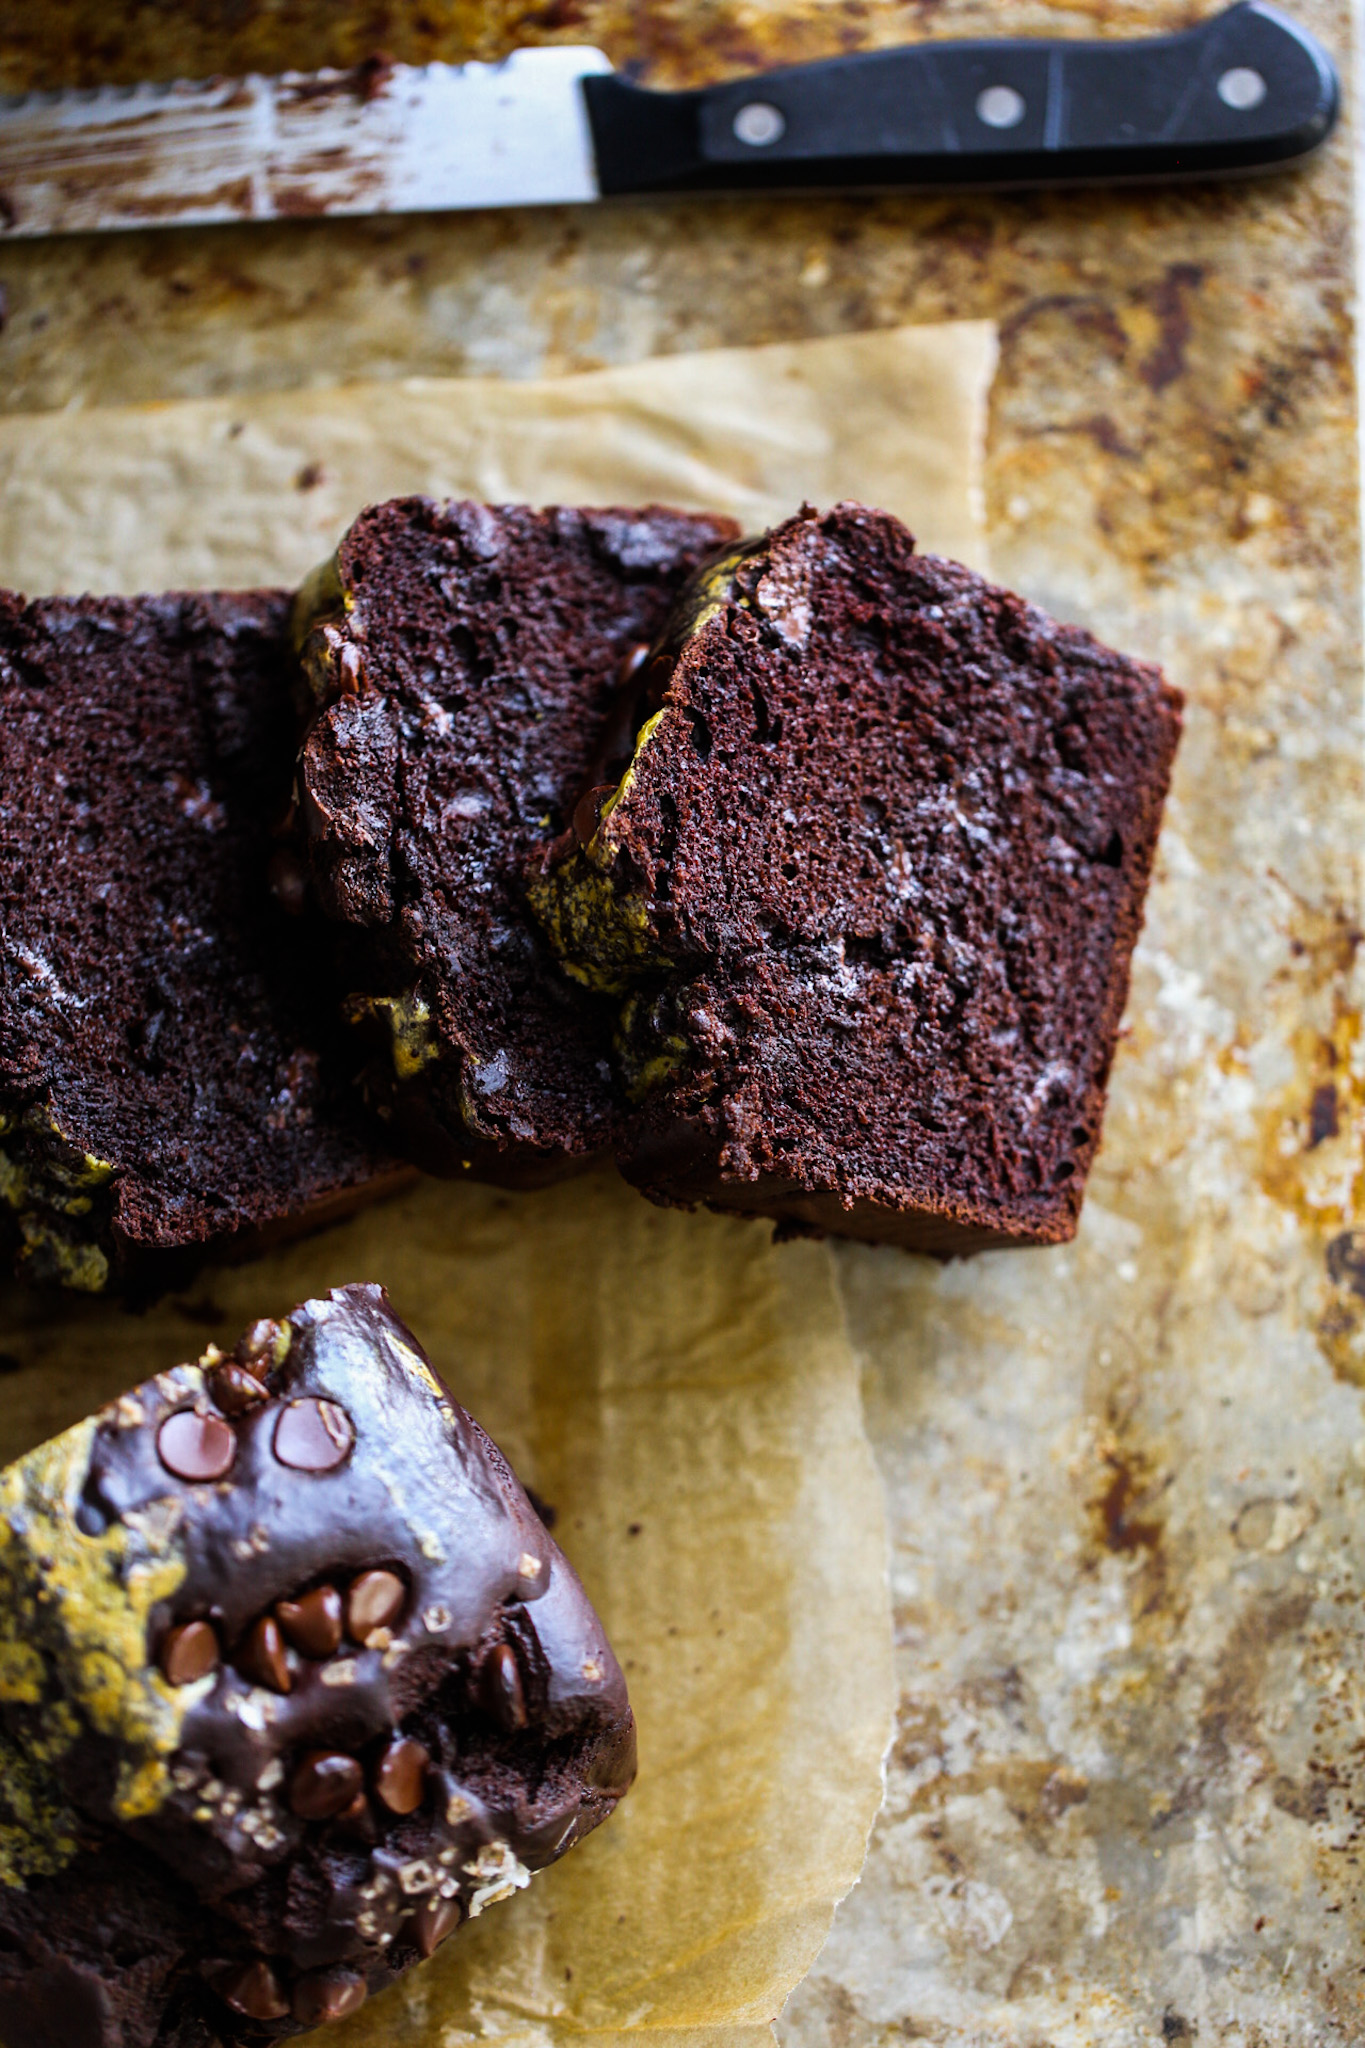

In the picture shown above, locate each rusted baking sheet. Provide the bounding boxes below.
[779,0,1365,2035]
[0,0,1361,2039]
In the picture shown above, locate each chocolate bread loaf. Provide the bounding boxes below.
[293,499,738,1184]
[0,1283,634,2046]
[0,591,403,1298]
[529,503,1182,1253]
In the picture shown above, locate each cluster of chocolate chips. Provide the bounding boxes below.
[206,1955,372,2028]
[154,1317,400,1702]
[209,1867,465,2024]
[205,1867,464,2026]
[158,1562,409,1694]
[149,1316,486,2027]
[286,1713,428,1825]
[155,1316,354,1497]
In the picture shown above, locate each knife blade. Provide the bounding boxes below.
[0,2,1337,240]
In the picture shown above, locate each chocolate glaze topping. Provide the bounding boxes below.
[0,1283,634,2047]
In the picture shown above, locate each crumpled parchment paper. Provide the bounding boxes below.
[0,318,998,2045]
[0,321,994,594]
[0,1174,891,2048]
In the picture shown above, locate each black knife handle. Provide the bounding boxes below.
[583,2,1338,195]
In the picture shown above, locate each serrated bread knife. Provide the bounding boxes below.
[0,1,1338,239]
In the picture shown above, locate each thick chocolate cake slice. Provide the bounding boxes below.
[529,503,1182,1254]
[0,590,403,1298]
[0,1283,634,2048]
[293,498,738,1183]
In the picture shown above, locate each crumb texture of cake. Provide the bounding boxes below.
[528,503,1183,1253]
[294,499,738,1184]
[0,1282,635,2047]
[0,590,399,1298]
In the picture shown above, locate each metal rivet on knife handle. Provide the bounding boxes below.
[732,102,785,147]
[1218,66,1268,110]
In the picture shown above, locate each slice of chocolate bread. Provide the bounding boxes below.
[528,503,1182,1254]
[0,590,403,1298]
[0,1282,634,2047]
[293,498,738,1184]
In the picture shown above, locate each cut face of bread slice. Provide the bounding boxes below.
[528,502,1182,1253]
[0,590,403,1299]
[293,498,739,1185]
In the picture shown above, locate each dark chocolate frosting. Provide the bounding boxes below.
[0,1284,634,2045]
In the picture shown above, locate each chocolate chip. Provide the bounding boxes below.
[616,641,651,688]
[274,1397,354,1472]
[157,1409,235,1483]
[237,1614,292,1695]
[292,1968,367,2026]
[573,784,616,848]
[484,1641,528,1732]
[207,1361,269,1416]
[235,1317,285,1377]
[289,1750,364,1820]
[277,1583,343,1658]
[159,1619,219,1687]
[346,1568,406,1642]
[412,1896,464,1958]
[373,1736,429,1815]
[207,1958,290,2021]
